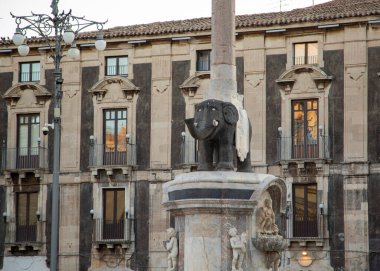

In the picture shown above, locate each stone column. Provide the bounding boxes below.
[205,0,237,102]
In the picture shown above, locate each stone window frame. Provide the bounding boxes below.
[98,47,134,80]
[105,55,129,77]
[12,55,46,86]
[286,33,325,70]
[19,61,41,83]
[276,65,332,161]
[196,49,211,72]
[3,84,51,161]
[189,42,212,76]
[91,184,134,245]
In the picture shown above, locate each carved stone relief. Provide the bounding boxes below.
[245,72,264,89]
[153,80,170,94]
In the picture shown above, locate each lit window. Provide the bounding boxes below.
[292,99,318,159]
[293,42,318,65]
[19,62,40,82]
[105,56,128,76]
[103,109,127,165]
[196,50,211,71]
[293,184,318,237]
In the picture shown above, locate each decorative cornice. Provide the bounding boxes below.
[89,76,140,101]
[276,65,332,94]
[180,72,210,97]
[3,83,51,107]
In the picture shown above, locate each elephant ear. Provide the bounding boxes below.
[223,102,239,125]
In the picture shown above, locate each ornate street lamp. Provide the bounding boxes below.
[10,1,107,270]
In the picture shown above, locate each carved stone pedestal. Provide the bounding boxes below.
[163,171,286,271]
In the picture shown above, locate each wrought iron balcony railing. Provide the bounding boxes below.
[89,144,136,167]
[277,135,330,161]
[285,211,324,240]
[4,220,43,245]
[105,65,128,76]
[293,55,318,65]
[93,218,131,244]
[0,146,49,172]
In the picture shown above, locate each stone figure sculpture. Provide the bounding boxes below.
[185,99,252,172]
[253,198,286,271]
[256,198,279,235]
[164,228,178,271]
[228,227,247,271]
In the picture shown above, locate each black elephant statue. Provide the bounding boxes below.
[185,99,252,172]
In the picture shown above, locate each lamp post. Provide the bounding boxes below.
[11,1,107,270]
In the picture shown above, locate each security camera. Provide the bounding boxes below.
[42,126,49,136]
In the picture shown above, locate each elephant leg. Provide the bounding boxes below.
[197,140,214,171]
[216,130,235,171]
[237,151,253,172]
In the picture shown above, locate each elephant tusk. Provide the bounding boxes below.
[213,120,219,127]
[194,122,198,127]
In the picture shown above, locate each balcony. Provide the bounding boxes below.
[293,55,318,65]
[89,144,136,176]
[0,147,49,176]
[277,135,330,161]
[20,71,40,82]
[4,220,43,251]
[105,65,128,77]
[285,211,325,247]
[93,218,132,248]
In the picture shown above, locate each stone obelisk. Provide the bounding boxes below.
[163,1,287,271]
[205,0,237,102]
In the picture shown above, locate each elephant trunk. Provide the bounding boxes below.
[185,118,216,140]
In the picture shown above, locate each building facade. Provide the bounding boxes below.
[0,0,380,270]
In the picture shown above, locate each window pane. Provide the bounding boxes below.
[106,58,117,75]
[20,63,30,82]
[104,190,114,221]
[293,111,305,144]
[30,123,40,149]
[116,190,125,221]
[18,124,28,151]
[294,44,306,65]
[117,119,127,151]
[105,120,115,148]
[307,111,318,144]
[307,43,318,64]
[31,62,40,81]
[197,50,211,71]
[17,193,27,225]
[29,193,38,225]
[307,185,317,219]
[294,186,305,219]
[119,57,128,75]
